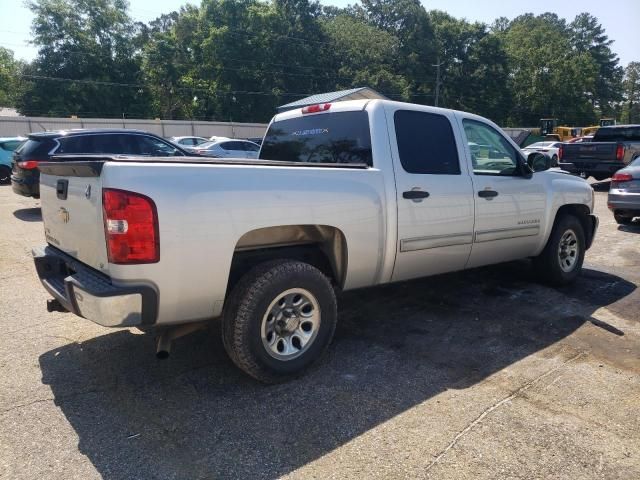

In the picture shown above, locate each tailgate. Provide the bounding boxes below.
[562,142,617,161]
[39,161,110,274]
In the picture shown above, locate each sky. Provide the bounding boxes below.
[0,0,638,66]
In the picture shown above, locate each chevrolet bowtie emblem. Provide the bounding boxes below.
[58,207,70,223]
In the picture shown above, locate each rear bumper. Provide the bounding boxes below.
[558,161,624,175]
[607,192,640,212]
[11,174,39,197]
[32,245,158,327]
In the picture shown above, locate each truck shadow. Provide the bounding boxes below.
[13,207,42,222]
[38,262,635,479]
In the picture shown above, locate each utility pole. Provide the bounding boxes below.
[432,57,444,107]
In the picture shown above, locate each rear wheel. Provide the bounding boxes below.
[592,173,609,181]
[551,154,558,167]
[0,165,10,184]
[222,259,337,383]
[533,214,585,286]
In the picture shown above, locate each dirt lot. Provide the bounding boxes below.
[0,181,638,480]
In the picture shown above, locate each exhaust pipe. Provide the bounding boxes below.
[155,321,207,359]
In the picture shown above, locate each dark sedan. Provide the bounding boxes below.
[608,156,640,224]
[11,129,189,198]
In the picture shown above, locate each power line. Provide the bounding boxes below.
[13,73,434,99]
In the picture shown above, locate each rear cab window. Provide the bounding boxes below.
[260,111,372,166]
[593,127,640,142]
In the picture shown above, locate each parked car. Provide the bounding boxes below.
[168,136,209,147]
[11,129,189,198]
[567,135,594,143]
[559,124,640,180]
[191,139,260,158]
[0,137,26,184]
[32,99,597,383]
[608,156,640,224]
[522,141,561,166]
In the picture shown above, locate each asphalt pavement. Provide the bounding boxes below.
[0,181,638,479]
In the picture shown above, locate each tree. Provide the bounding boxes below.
[569,13,623,115]
[321,15,408,99]
[17,0,150,117]
[0,47,24,108]
[622,62,640,123]
[428,11,511,123]
[356,0,438,103]
[500,13,598,126]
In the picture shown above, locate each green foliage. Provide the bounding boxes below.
[0,47,24,107]
[17,0,151,117]
[621,62,640,124]
[11,0,629,126]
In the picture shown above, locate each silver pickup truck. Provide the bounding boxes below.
[33,100,598,382]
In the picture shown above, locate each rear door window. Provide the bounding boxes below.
[260,111,372,166]
[394,110,460,174]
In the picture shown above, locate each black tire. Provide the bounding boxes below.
[533,214,585,286]
[614,213,633,225]
[222,259,337,383]
[592,173,609,181]
[551,155,558,167]
[0,165,10,185]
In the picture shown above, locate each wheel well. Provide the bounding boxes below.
[555,204,594,248]
[226,225,347,297]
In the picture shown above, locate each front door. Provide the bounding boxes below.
[389,107,475,282]
[459,117,547,268]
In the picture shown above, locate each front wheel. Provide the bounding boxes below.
[533,214,585,286]
[222,259,337,383]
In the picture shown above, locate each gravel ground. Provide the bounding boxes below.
[0,181,638,479]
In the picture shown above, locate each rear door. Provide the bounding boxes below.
[387,106,475,281]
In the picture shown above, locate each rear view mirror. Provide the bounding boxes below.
[527,152,551,172]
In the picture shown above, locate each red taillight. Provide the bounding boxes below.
[17,160,39,169]
[558,145,564,160]
[616,144,624,161]
[301,103,331,114]
[612,172,633,182]
[102,188,159,264]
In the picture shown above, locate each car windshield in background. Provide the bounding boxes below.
[593,127,640,142]
[259,111,372,166]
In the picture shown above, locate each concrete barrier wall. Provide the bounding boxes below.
[0,116,269,139]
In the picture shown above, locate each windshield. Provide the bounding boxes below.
[260,111,372,166]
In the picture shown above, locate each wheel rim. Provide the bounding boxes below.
[558,229,579,272]
[261,288,321,361]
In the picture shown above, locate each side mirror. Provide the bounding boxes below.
[527,152,551,172]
